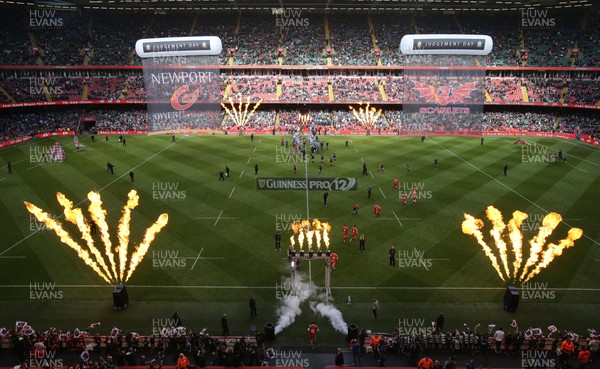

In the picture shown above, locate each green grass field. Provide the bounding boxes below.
[0,134,598,346]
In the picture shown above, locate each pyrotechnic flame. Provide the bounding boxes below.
[315,230,322,250]
[523,227,583,283]
[322,222,331,249]
[519,212,562,280]
[298,228,305,250]
[463,207,583,283]
[221,93,262,128]
[288,219,331,251]
[349,102,382,129]
[117,190,139,282]
[87,192,118,281]
[56,193,114,282]
[485,206,510,278]
[507,210,528,279]
[125,213,169,282]
[291,220,300,234]
[462,213,505,281]
[24,201,112,284]
[24,191,169,285]
[306,230,314,250]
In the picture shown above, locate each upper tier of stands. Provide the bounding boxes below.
[1,71,598,106]
[0,10,598,67]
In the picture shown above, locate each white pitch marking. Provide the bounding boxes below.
[392,211,403,227]
[0,137,184,256]
[428,137,600,247]
[190,248,204,270]
[229,186,236,198]
[239,170,245,178]
[378,187,387,199]
[214,210,224,226]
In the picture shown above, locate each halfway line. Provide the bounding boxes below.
[379,187,387,199]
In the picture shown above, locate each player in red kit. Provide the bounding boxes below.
[373,204,382,217]
[342,225,349,242]
[351,225,358,242]
[330,252,338,271]
[308,322,319,349]
[412,187,418,205]
[402,192,408,206]
[393,178,399,190]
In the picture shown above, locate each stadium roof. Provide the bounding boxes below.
[3,0,595,12]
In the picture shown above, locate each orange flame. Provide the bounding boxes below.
[462,213,505,281]
[507,210,528,279]
[322,222,331,249]
[125,213,169,282]
[349,102,382,129]
[221,93,262,128]
[87,191,118,281]
[56,193,114,283]
[485,206,510,278]
[519,212,562,280]
[24,201,112,284]
[463,207,582,283]
[523,227,583,283]
[117,190,139,283]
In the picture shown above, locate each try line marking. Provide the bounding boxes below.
[0,137,184,257]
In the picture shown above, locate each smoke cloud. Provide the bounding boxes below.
[309,300,349,335]
[274,273,316,335]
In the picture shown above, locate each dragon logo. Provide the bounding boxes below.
[170,85,200,111]
[410,80,479,106]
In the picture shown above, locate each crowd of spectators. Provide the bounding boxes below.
[328,15,376,66]
[1,10,599,68]
[332,76,382,102]
[278,77,329,102]
[1,69,599,106]
[1,108,598,144]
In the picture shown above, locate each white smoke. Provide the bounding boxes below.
[309,299,349,335]
[274,273,316,335]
